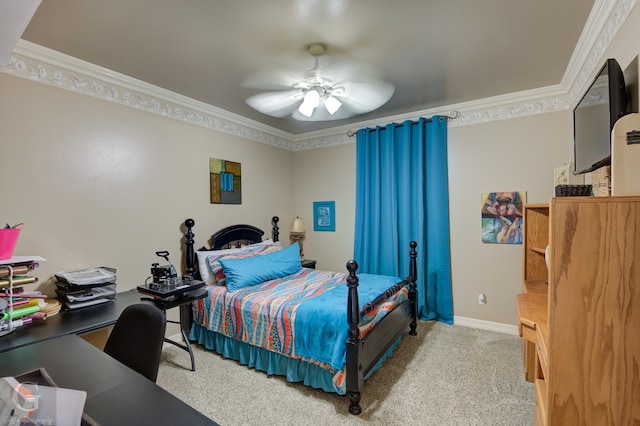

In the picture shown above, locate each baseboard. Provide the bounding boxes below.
[453,316,519,336]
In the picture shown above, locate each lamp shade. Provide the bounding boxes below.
[291,217,305,233]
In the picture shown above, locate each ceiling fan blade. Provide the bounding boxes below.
[243,45,395,122]
[245,90,303,118]
[336,79,395,113]
[315,59,387,85]
[241,67,307,91]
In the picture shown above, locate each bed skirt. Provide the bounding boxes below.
[189,323,403,395]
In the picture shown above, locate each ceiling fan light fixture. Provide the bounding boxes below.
[298,102,315,118]
[298,89,321,117]
[303,89,321,108]
[244,42,394,122]
[324,95,341,115]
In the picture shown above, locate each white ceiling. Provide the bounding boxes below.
[20,0,595,135]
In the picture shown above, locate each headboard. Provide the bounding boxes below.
[183,216,280,278]
[210,224,264,249]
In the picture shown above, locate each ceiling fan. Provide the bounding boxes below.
[243,43,395,122]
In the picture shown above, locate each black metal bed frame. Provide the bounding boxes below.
[182,216,417,415]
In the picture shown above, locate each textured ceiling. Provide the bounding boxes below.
[21,0,595,135]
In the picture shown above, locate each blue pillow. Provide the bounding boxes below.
[219,242,302,291]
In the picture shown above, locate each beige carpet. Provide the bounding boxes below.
[156,321,534,425]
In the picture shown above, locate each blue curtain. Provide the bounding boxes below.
[354,116,453,324]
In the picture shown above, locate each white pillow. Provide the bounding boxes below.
[244,239,273,249]
[196,247,246,284]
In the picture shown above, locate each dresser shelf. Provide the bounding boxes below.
[517,196,640,425]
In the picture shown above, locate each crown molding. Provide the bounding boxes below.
[288,85,571,151]
[290,0,637,150]
[1,0,635,151]
[565,0,637,107]
[3,40,294,150]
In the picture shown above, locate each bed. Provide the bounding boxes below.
[182,216,418,415]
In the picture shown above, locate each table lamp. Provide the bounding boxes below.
[290,216,305,259]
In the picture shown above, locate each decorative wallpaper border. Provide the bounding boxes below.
[567,0,638,105]
[1,0,635,152]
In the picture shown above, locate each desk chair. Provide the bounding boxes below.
[104,303,166,382]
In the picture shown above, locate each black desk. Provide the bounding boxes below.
[0,334,217,425]
[0,290,142,353]
[0,288,207,371]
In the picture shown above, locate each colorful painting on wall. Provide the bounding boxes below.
[481,191,526,244]
[210,158,241,204]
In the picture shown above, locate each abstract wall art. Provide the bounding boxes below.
[210,158,241,204]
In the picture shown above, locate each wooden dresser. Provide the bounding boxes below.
[517,196,640,425]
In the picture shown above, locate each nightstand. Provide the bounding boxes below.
[301,259,316,269]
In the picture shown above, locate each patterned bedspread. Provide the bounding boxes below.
[192,268,408,376]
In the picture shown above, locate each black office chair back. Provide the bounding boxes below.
[104,303,166,382]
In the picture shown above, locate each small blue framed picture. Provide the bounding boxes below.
[313,201,335,232]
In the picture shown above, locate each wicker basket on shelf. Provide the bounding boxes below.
[554,184,592,197]
[591,165,611,197]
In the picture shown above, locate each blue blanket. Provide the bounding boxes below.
[293,273,403,371]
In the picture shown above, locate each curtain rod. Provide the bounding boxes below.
[346,110,460,137]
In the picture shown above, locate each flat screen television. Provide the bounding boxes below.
[573,58,629,174]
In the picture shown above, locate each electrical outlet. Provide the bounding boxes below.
[478,293,487,304]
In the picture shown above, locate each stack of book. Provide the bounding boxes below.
[0,256,51,334]
[55,267,117,310]
[0,256,43,288]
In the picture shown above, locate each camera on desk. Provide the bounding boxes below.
[149,251,180,289]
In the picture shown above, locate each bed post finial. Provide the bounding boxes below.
[272,216,280,242]
[346,260,360,337]
[409,241,417,279]
[184,218,196,277]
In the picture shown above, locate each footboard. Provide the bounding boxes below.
[345,241,418,415]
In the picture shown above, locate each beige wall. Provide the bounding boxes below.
[295,112,570,327]
[3,4,640,329]
[0,73,295,297]
[292,142,356,271]
[448,113,570,324]
[295,4,640,328]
